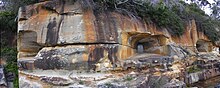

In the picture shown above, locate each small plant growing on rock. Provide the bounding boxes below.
[124,76,133,81]
[105,83,113,87]
[187,65,203,73]
[79,80,84,85]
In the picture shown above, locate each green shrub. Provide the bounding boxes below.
[124,76,133,81]
[104,83,113,87]
[0,1,40,88]
[187,66,203,73]
[0,11,17,32]
[138,2,184,36]
[79,80,84,85]
[92,0,220,41]
[0,47,18,88]
[175,3,220,42]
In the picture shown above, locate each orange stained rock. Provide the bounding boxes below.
[191,20,198,46]
[198,31,210,41]
[117,46,135,60]
[82,53,89,62]
[83,9,96,42]
[122,15,136,32]
[153,71,162,76]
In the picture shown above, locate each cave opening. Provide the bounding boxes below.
[137,43,144,53]
[128,33,168,54]
[134,35,166,54]
[196,39,213,52]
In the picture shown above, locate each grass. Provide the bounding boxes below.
[124,76,133,81]
[79,80,84,85]
[104,83,113,87]
[0,47,18,88]
[187,65,203,73]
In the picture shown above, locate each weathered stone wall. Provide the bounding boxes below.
[17,0,214,61]
[17,0,220,87]
[17,0,219,71]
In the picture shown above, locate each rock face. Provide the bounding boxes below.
[0,66,7,88]
[18,0,220,87]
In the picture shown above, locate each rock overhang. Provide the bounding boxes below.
[17,0,220,87]
[17,0,219,70]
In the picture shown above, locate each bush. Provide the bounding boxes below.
[0,47,18,88]
[137,2,184,36]
[124,76,133,81]
[92,0,220,41]
[187,65,203,73]
[93,1,185,36]
[0,1,39,88]
[0,11,17,32]
[186,4,220,42]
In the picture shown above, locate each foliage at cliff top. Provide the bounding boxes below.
[0,11,17,32]
[91,0,220,42]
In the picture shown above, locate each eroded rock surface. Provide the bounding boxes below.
[18,0,220,87]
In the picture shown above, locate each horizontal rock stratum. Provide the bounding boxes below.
[18,0,220,87]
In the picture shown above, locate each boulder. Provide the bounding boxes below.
[19,77,43,88]
[163,79,186,88]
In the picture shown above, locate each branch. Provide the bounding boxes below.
[116,0,128,5]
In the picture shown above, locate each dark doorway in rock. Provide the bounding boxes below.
[196,39,213,52]
[132,35,168,54]
[129,33,168,54]
[137,43,144,53]
[218,47,220,54]
[135,36,160,54]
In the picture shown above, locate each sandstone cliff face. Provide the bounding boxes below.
[17,0,220,87]
[18,0,216,69]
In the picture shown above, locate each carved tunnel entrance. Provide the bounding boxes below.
[196,39,213,52]
[137,43,144,53]
[136,37,160,53]
[130,34,168,54]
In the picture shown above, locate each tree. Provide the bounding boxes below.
[0,0,38,88]
[211,1,220,19]
[1,0,38,13]
[184,0,220,20]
